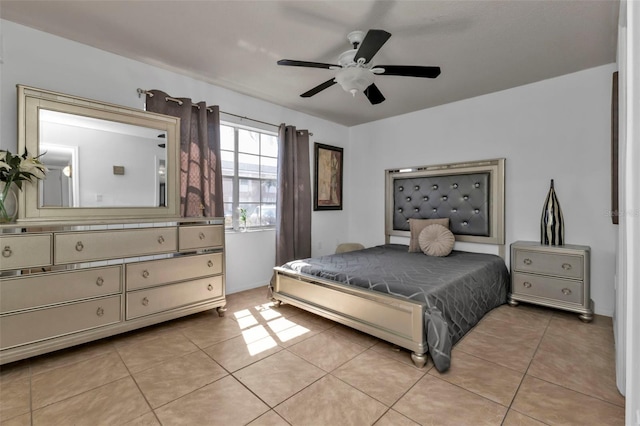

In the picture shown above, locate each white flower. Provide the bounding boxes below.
[19,155,47,181]
[0,151,9,172]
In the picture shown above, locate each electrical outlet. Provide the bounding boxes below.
[636,408,640,425]
[317,241,322,250]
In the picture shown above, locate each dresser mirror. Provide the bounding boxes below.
[17,85,181,221]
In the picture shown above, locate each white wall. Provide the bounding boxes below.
[348,64,618,316]
[617,0,640,421]
[0,20,350,294]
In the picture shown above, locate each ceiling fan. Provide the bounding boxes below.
[277,29,441,105]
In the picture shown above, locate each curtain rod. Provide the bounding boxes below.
[137,88,311,135]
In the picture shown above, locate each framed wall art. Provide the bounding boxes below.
[314,143,343,211]
[612,71,619,225]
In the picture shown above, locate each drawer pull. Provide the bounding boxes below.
[207,284,214,291]
[562,288,572,295]
[142,270,150,278]
[96,277,104,286]
[523,258,532,265]
[96,307,104,317]
[199,232,206,240]
[207,260,214,267]
[75,241,84,252]
[562,263,572,271]
[2,246,12,258]
[142,297,149,306]
[523,281,532,288]
[157,235,165,244]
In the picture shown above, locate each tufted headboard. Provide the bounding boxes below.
[385,158,505,246]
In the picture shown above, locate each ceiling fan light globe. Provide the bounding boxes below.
[335,67,374,96]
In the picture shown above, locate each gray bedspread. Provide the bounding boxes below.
[279,244,509,371]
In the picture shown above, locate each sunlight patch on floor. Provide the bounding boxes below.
[229,303,310,352]
[246,336,278,356]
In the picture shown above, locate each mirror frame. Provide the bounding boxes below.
[17,85,181,221]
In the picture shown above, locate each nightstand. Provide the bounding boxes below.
[508,241,593,322]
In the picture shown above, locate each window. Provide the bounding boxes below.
[221,123,278,230]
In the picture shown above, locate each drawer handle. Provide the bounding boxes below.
[142,297,149,306]
[207,284,214,291]
[207,260,214,267]
[96,307,104,317]
[523,281,532,288]
[523,258,532,265]
[142,270,150,278]
[562,263,572,271]
[199,232,206,240]
[562,288,572,295]
[2,246,12,258]
[96,277,104,286]
[75,241,84,252]
[157,235,165,244]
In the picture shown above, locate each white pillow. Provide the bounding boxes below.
[418,224,455,257]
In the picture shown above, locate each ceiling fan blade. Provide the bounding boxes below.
[364,83,385,105]
[375,65,441,78]
[301,79,337,98]
[277,59,338,69]
[354,29,391,63]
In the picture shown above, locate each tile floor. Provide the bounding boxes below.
[0,287,625,425]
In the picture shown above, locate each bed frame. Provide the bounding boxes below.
[271,158,505,367]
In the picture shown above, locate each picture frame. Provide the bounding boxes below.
[314,143,343,211]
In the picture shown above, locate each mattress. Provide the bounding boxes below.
[279,244,509,371]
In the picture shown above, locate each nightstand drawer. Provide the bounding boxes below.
[513,250,583,279]
[512,272,582,304]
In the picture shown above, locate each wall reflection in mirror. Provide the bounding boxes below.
[38,110,167,208]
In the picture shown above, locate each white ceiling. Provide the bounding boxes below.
[1,1,619,126]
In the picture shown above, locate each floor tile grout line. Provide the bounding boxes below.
[499,312,559,425]
[28,350,131,413]
[230,347,329,418]
[111,341,159,424]
[520,313,625,408]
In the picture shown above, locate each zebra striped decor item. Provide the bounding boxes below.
[541,179,565,245]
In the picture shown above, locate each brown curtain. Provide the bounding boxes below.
[146,90,223,217]
[276,125,312,265]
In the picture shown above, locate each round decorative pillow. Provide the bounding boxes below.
[418,224,455,257]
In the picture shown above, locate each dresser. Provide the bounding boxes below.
[0,218,226,365]
[508,241,592,322]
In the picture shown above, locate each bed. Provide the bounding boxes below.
[270,158,508,372]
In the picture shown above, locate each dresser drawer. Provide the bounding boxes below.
[54,227,177,264]
[126,276,223,319]
[179,225,223,251]
[0,266,121,314]
[0,234,52,271]
[513,249,583,279]
[512,272,583,304]
[126,252,222,291]
[0,295,121,350]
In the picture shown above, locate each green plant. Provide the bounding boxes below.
[239,208,247,224]
[0,149,47,221]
